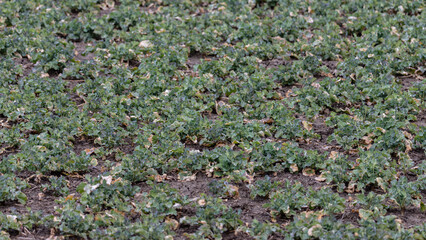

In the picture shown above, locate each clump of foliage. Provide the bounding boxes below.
[0,174,28,204]
[249,175,281,199]
[0,0,425,238]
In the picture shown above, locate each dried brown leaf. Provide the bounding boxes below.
[302,168,315,177]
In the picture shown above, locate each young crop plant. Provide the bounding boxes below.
[5,133,93,173]
[386,176,424,214]
[357,215,416,239]
[136,182,188,218]
[41,176,70,197]
[247,219,284,240]
[265,180,345,218]
[285,213,356,240]
[349,150,397,192]
[0,212,20,239]
[353,192,388,220]
[180,194,243,239]
[77,175,139,212]
[321,153,354,192]
[0,174,28,204]
[249,175,281,199]
[263,181,309,218]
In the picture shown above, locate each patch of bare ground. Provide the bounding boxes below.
[387,206,426,228]
[72,135,99,156]
[186,51,216,69]
[397,75,423,91]
[102,137,136,165]
[200,111,220,121]
[296,115,359,161]
[96,0,121,17]
[118,137,136,155]
[275,84,301,100]
[65,80,85,107]
[412,110,426,128]
[14,56,34,77]
[323,60,339,70]
[10,229,51,240]
[140,4,159,15]
[73,42,95,62]
[267,170,331,191]
[409,147,425,166]
[260,58,292,69]
[0,146,19,162]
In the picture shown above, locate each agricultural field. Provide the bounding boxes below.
[0,0,425,239]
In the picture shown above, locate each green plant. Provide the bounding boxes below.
[249,176,280,199]
[0,174,28,204]
[387,176,424,214]
[77,175,139,212]
[41,176,70,196]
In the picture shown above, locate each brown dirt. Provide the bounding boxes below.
[387,206,426,228]
[14,57,34,77]
[260,58,292,69]
[64,80,85,107]
[72,135,99,156]
[73,42,95,62]
[397,76,423,91]
[409,147,425,166]
[186,51,217,70]
[413,110,426,127]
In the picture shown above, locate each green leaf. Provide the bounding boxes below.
[17,192,27,204]
[76,182,87,194]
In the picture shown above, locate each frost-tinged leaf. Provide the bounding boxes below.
[139,40,153,48]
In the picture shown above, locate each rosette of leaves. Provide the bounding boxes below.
[272,64,300,86]
[77,175,139,212]
[349,150,396,192]
[137,183,187,218]
[285,213,355,240]
[87,214,175,240]
[264,181,308,217]
[7,133,92,173]
[0,212,20,238]
[353,192,388,220]
[0,174,28,204]
[413,126,426,149]
[414,223,426,240]
[248,142,288,173]
[41,176,70,197]
[56,198,175,240]
[55,200,95,238]
[326,113,368,150]
[265,181,345,217]
[205,147,248,177]
[386,176,424,214]
[308,188,345,214]
[321,154,353,192]
[249,175,280,199]
[248,219,284,240]
[180,194,243,239]
[357,215,415,239]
